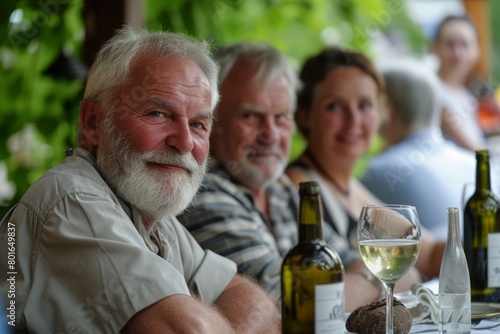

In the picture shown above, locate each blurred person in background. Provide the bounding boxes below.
[361,62,475,241]
[286,47,445,280]
[432,14,487,151]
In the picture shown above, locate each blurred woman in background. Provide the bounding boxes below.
[286,47,445,279]
[432,14,487,151]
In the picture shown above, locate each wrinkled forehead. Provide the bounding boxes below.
[129,54,205,82]
[124,55,211,98]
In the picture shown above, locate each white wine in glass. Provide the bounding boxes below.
[358,205,421,334]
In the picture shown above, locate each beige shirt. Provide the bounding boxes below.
[0,148,236,333]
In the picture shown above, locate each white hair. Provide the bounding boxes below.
[78,25,219,141]
[214,42,299,113]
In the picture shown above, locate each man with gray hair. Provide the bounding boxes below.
[0,26,279,333]
[362,62,475,240]
[177,43,393,311]
[178,42,300,301]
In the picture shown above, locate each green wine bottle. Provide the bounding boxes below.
[281,181,345,333]
[464,150,500,302]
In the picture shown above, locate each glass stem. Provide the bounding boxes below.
[385,283,395,334]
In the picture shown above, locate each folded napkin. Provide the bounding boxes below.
[395,284,439,324]
[410,284,440,324]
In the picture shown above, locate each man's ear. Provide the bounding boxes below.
[80,98,100,148]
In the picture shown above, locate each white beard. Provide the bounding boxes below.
[96,119,207,221]
[228,147,287,189]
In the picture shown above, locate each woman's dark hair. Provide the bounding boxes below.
[296,47,384,137]
[434,14,478,42]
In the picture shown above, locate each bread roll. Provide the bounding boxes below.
[345,298,412,334]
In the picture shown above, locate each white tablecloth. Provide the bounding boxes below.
[343,314,500,333]
[410,317,500,333]
[344,278,500,333]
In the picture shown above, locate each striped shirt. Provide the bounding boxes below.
[177,163,352,300]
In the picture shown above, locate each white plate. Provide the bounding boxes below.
[471,302,500,320]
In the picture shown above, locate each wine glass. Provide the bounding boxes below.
[357,204,421,334]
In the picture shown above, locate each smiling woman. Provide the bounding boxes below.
[287,47,384,233]
[286,47,445,284]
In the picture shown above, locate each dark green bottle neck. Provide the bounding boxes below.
[298,193,323,243]
[475,151,492,194]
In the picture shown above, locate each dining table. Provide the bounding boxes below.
[409,319,500,333]
[343,317,500,333]
[344,278,500,333]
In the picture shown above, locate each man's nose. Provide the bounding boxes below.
[257,118,278,144]
[165,121,194,153]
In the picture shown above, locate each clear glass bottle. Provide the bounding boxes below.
[463,150,500,302]
[439,207,471,334]
[281,181,345,334]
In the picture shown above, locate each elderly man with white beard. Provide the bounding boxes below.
[0,26,280,333]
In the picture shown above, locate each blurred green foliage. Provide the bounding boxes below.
[490,0,500,86]
[0,1,84,216]
[0,0,425,216]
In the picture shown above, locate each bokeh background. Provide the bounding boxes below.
[1,0,499,217]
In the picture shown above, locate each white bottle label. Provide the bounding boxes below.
[488,233,500,288]
[315,282,344,333]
